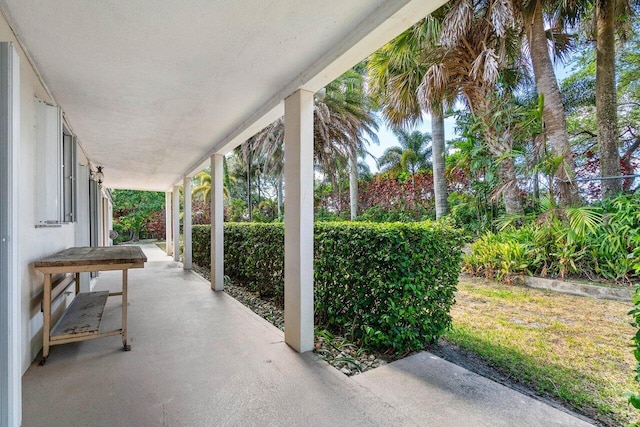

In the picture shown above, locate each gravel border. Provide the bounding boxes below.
[191,264,387,376]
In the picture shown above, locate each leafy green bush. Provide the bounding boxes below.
[314,207,347,222]
[224,223,285,302]
[626,286,640,409]
[463,193,640,284]
[595,194,640,280]
[464,231,534,281]
[193,223,285,303]
[315,222,463,352]
[192,221,464,354]
[192,225,210,267]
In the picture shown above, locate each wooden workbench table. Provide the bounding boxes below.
[33,246,147,364]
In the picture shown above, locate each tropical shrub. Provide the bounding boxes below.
[626,286,640,409]
[463,193,640,284]
[357,171,435,219]
[192,199,211,225]
[143,210,165,239]
[192,221,464,353]
[314,171,437,221]
[314,207,347,222]
[228,198,248,222]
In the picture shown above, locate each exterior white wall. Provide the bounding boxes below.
[0,40,21,427]
[0,13,86,374]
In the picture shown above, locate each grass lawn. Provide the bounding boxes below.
[446,276,637,426]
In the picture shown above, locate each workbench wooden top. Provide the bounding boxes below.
[34,246,147,268]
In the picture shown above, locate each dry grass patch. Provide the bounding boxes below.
[446,276,637,426]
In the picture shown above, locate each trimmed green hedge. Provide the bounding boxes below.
[192,221,463,353]
[315,222,463,352]
[194,223,285,303]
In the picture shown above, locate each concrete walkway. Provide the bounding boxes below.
[23,244,593,426]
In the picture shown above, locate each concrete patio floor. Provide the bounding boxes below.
[23,244,593,426]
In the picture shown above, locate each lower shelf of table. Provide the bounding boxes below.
[50,291,109,341]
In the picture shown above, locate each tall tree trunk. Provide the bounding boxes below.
[431,111,449,219]
[499,157,525,215]
[223,156,231,196]
[483,122,524,215]
[532,171,540,201]
[622,137,640,190]
[257,175,261,205]
[526,0,579,206]
[596,0,621,197]
[348,148,358,220]
[533,167,540,202]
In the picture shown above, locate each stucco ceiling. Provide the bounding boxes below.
[0,0,444,191]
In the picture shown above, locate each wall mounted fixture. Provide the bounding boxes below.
[94,166,104,188]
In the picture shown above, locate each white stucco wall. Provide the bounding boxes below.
[0,12,86,374]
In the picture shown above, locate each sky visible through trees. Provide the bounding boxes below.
[367,63,571,173]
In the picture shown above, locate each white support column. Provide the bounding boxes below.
[211,154,224,291]
[183,176,192,270]
[172,185,180,262]
[165,191,173,256]
[284,89,314,353]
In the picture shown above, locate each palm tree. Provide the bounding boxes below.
[367,17,451,218]
[369,1,526,215]
[596,0,621,196]
[430,0,526,215]
[192,170,212,203]
[316,68,379,220]
[555,0,639,199]
[431,113,449,218]
[367,3,528,216]
[561,0,636,196]
[253,68,378,220]
[252,121,285,216]
[518,0,580,206]
[192,168,231,204]
[233,137,261,221]
[380,129,432,175]
[380,129,432,204]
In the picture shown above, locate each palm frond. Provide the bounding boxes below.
[440,0,473,48]
[566,206,603,238]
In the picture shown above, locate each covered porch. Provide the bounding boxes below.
[22,244,591,426]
